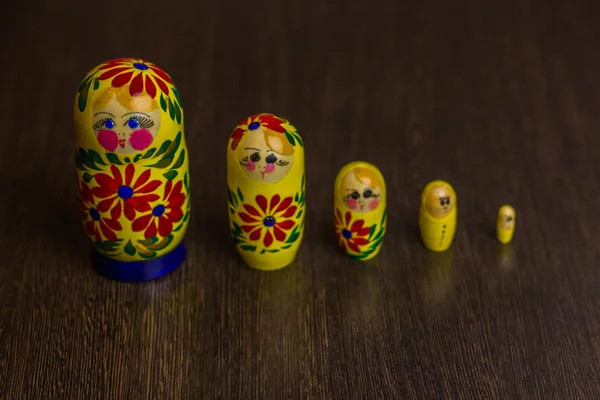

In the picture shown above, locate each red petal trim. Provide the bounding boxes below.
[111,71,134,88]
[276,220,295,230]
[256,195,268,213]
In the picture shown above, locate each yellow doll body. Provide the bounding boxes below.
[496,205,516,244]
[74,58,190,266]
[227,114,305,271]
[334,161,387,261]
[419,180,457,252]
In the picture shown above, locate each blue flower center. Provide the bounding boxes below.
[153,204,166,217]
[342,229,352,239]
[89,208,100,221]
[133,62,149,70]
[118,185,134,199]
[263,216,276,227]
[248,121,260,130]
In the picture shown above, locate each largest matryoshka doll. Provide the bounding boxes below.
[74,58,191,281]
[227,113,306,271]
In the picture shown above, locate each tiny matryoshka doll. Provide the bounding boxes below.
[496,205,516,244]
[334,161,387,260]
[419,180,457,252]
[74,58,191,281]
[227,113,306,271]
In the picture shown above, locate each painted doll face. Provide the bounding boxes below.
[498,207,515,230]
[424,185,455,219]
[237,128,293,183]
[341,170,382,213]
[92,95,161,154]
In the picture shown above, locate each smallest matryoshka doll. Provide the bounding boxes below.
[419,180,457,252]
[496,205,516,244]
[334,161,387,260]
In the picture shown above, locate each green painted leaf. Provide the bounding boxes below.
[282,244,292,249]
[285,131,296,146]
[82,172,93,183]
[173,223,184,232]
[171,150,185,169]
[155,139,172,158]
[93,77,100,90]
[133,154,141,162]
[146,156,174,169]
[142,148,156,159]
[163,170,178,180]
[232,222,243,236]
[294,193,299,202]
[173,87,183,107]
[168,98,175,120]
[78,75,91,91]
[139,250,158,259]
[124,157,131,163]
[138,236,159,246]
[230,208,235,214]
[301,174,305,189]
[184,173,189,190]
[294,133,304,147]
[240,244,257,252]
[175,102,182,124]
[145,234,174,251]
[77,82,90,112]
[296,209,303,219]
[75,153,85,171]
[88,150,106,166]
[182,211,190,222]
[78,149,100,171]
[160,94,167,112]
[124,240,136,256]
[229,188,238,206]
[105,153,122,165]
[285,225,301,244]
[237,187,244,202]
[369,225,376,240]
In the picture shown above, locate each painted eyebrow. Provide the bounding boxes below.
[245,147,260,151]
[346,189,358,191]
[94,112,115,117]
[122,112,151,117]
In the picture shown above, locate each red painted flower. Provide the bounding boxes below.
[132,180,186,239]
[92,164,161,222]
[239,194,297,247]
[230,113,286,150]
[334,208,371,253]
[97,58,173,98]
[79,182,122,242]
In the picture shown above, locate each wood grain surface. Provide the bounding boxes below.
[1,0,600,398]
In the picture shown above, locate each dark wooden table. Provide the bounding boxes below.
[2,0,600,398]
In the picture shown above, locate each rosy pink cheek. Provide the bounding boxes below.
[97,130,118,152]
[369,199,379,210]
[129,129,154,151]
[347,198,358,209]
[265,163,275,173]
[246,161,256,171]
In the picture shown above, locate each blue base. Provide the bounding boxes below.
[92,242,186,282]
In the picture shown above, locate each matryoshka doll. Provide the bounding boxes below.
[496,205,516,244]
[419,180,456,252]
[74,58,191,281]
[227,113,306,271]
[334,161,387,261]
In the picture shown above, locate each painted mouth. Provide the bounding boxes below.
[118,139,126,148]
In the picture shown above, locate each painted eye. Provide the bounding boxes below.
[266,153,277,164]
[351,192,360,200]
[506,216,513,221]
[105,119,115,129]
[127,118,140,129]
[363,189,373,198]
[250,152,261,162]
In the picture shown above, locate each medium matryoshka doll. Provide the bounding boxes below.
[419,180,457,252]
[74,58,191,281]
[227,113,306,271]
[334,161,387,261]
